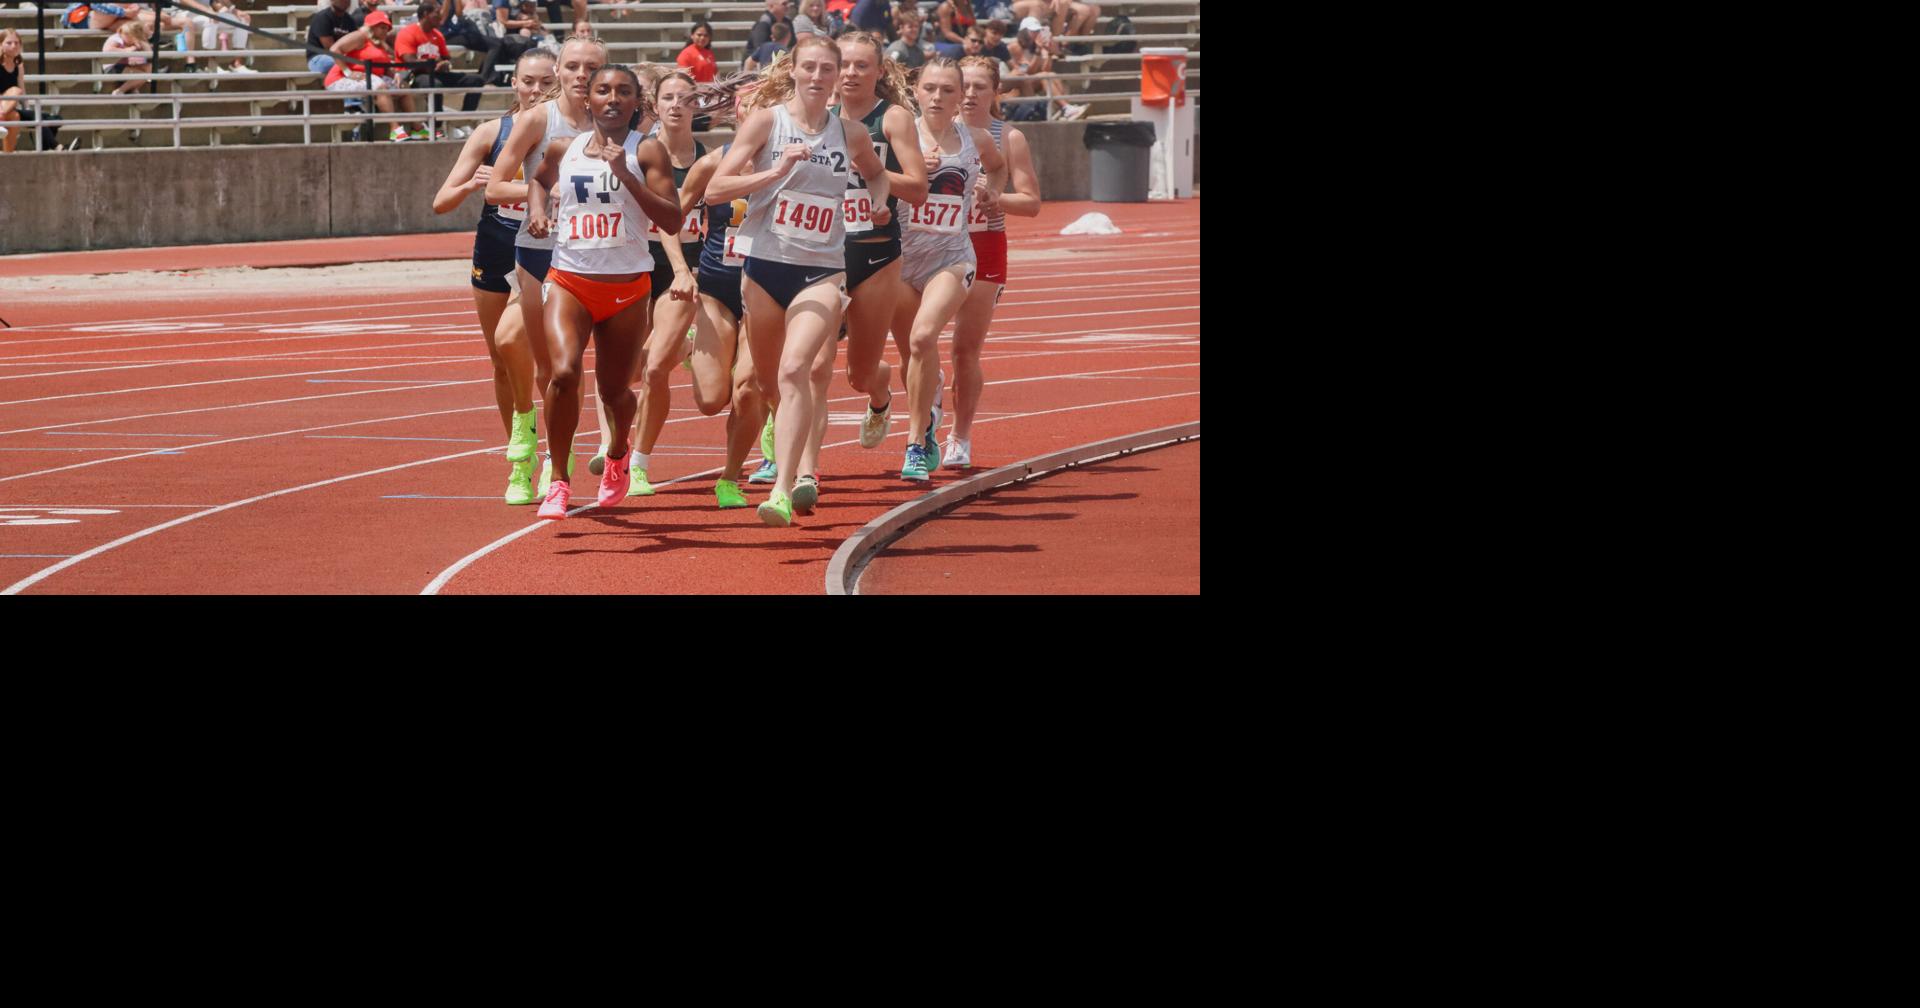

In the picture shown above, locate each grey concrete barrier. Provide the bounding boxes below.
[0,117,1197,254]
[825,422,1200,595]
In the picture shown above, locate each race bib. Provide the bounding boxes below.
[723,228,747,266]
[843,186,875,234]
[907,194,966,235]
[770,189,840,245]
[497,166,528,223]
[967,199,991,233]
[561,207,633,250]
[647,208,707,243]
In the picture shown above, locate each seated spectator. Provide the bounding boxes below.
[307,0,360,77]
[327,9,418,139]
[476,0,542,84]
[976,0,1014,21]
[748,0,792,52]
[1003,24,1080,120]
[0,27,22,154]
[203,1,255,74]
[931,0,973,59]
[1011,0,1097,53]
[744,21,790,72]
[791,0,826,40]
[102,19,151,95]
[398,1,484,133]
[884,9,933,68]
[961,25,983,57]
[980,17,1009,60]
[676,20,717,82]
[64,3,150,34]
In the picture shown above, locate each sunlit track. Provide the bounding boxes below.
[0,199,1199,594]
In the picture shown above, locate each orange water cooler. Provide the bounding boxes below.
[1131,47,1194,199]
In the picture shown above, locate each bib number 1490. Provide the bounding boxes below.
[771,190,839,244]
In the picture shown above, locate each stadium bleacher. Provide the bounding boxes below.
[1,1,1196,151]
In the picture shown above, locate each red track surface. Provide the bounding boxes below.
[858,439,1201,595]
[0,198,1198,594]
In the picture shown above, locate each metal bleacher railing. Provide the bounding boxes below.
[1,1,1197,151]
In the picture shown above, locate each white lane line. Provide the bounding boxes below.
[989,304,1199,325]
[44,431,220,437]
[0,447,189,452]
[0,340,481,380]
[2,444,504,596]
[1014,264,1199,282]
[0,299,472,335]
[419,387,1203,595]
[0,380,486,437]
[996,290,1199,308]
[0,503,215,508]
[307,435,486,443]
[0,312,474,360]
[0,359,470,407]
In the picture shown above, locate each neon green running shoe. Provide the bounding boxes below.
[758,490,793,527]
[760,410,777,464]
[506,408,537,462]
[504,457,536,505]
[630,466,655,496]
[714,479,749,509]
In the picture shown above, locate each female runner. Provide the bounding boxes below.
[523,65,684,520]
[431,47,557,504]
[822,31,928,479]
[945,54,1040,468]
[486,34,606,496]
[705,38,891,527]
[890,56,1004,481]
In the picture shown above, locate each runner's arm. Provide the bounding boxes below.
[432,119,500,213]
[997,125,1042,217]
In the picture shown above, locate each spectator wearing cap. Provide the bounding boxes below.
[744,21,790,72]
[307,0,361,76]
[748,0,792,53]
[676,20,717,82]
[883,8,932,69]
[1012,0,1098,52]
[849,0,890,36]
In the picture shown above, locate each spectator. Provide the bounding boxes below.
[307,0,360,77]
[675,20,716,81]
[975,0,1013,21]
[396,1,484,134]
[849,0,889,35]
[883,9,932,69]
[1,27,22,154]
[790,0,824,40]
[326,9,415,138]
[63,3,149,34]
[931,0,972,59]
[478,0,542,84]
[747,0,790,52]
[743,20,789,72]
[961,25,982,57]
[102,18,151,95]
[980,17,1008,60]
[1011,0,1096,53]
[203,1,255,74]
[1003,23,1078,120]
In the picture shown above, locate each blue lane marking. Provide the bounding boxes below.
[307,435,486,443]
[383,495,504,500]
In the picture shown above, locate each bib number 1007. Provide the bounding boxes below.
[564,210,631,250]
[771,191,839,244]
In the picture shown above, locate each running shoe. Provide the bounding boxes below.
[943,437,972,470]
[792,473,819,512]
[506,408,537,462]
[537,453,573,496]
[901,444,930,482]
[389,125,410,142]
[599,451,630,507]
[588,453,605,476]
[760,410,777,464]
[504,457,536,504]
[859,395,892,449]
[758,491,793,527]
[748,458,776,483]
[714,479,749,509]
[630,466,655,496]
[537,478,571,520]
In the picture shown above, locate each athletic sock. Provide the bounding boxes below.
[870,396,890,414]
[633,451,651,472]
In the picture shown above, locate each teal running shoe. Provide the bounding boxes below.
[748,458,776,484]
[901,443,930,482]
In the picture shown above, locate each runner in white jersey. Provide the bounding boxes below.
[431,48,557,505]
[889,57,1005,483]
[706,37,893,528]
[523,65,685,522]
[485,34,605,496]
[945,54,1042,470]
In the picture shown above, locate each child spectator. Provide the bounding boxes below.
[102,18,151,95]
[744,21,790,72]
[884,9,933,68]
[980,17,1009,60]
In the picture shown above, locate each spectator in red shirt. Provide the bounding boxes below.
[396,0,484,134]
[326,10,420,139]
[675,20,716,82]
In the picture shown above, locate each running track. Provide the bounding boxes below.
[0,199,1199,594]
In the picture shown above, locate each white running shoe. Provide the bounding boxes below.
[943,438,971,470]
[859,396,892,449]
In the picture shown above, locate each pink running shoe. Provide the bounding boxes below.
[537,478,571,520]
[599,450,630,508]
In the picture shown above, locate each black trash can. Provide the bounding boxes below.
[1083,121,1157,202]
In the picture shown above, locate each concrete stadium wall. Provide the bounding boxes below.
[0,118,1197,255]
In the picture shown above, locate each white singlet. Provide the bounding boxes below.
[515,100,590,251]
[549,131,655,277]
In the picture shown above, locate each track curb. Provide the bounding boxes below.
[825,421,1200,595]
